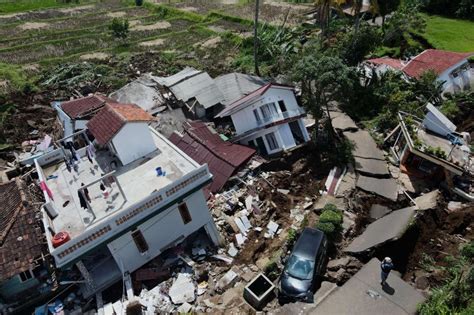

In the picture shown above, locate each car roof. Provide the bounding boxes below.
[292,228,325,260]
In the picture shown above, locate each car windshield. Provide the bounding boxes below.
[285,255,315,280]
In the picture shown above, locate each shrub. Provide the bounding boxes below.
[461,241,474,260]
[319,210,343,226]
[109,18,129,42]
[315,222,336,235]
[323,203,338,213]
[287,228,297,244]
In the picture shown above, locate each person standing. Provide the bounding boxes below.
[381,257,394,286]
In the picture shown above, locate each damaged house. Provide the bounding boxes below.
[366,49,474,94]
[390,104,473,201]
[154,67,226,119]
[33,100,221,299]
[0,179,52,312]
[169,121,256,195]
[215,83,310,156]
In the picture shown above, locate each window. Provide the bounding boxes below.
[178,202,192,224]
[131,229,149,254]
[278,100,287,113]
[260,103,278,120]
[19,270,34,282]
[253,109,261,124]
[265,132,279,151]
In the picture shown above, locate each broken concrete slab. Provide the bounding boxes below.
[228,243,239,257]
[414,190,440,210]
[316,258,425,315]
[343,130,385,161]
[168,273,196,304]
[354,156,390,176]
[335,164,357,197]
[177,302,192,313]
[327,257,351,271]
[370,204,392,220]
[357,175,399,201]
[110,75,165,111]
[217,269,239,291]
[330,110,358,131]
[398,172,430,194]
[344,207,416,253]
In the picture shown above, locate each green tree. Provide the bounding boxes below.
[109,18,129,42]
[314,0,346,36]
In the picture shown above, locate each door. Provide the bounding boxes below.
[255,137,268,156]
[289,121,305,145]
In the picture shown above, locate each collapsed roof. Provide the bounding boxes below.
[60,94,116,119]
[0,179,45,281]
[169,121,255,193]
[153,67,225,109]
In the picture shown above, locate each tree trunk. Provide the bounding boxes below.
[254,0,261,76]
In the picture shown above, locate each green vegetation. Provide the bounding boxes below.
[315,204,343,238]
[418,242,474,314]
[0,62,36,95]
[109,17,129,42]
[0,0,94,14]
[420,14,474,52]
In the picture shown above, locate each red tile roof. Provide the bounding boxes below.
[60,94,116,119]
[87,103,154,145]
[366,57,404,70]
[215,83,294,118]
[402,49,472,78]
[0,179,45,281]
[169,121,255,193]
[367,49,473,79]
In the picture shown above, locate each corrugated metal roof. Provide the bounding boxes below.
[169,121,255,193]
[153,67,202,87]
[154,67,225,109]
[214,73,268,105]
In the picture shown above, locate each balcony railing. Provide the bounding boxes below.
[256,108,305,126]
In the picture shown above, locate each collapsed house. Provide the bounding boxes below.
[0,179,52,312]
[32,100,221,300]
[390,104,473,200]
[169,121,256,195]
[366,49,474,94]
[215,83,310,156]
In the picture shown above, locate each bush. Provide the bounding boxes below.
[287,228,297,244]
[109,18,129,42]
[315,222,336,235]
[323,203,338,213]
[461,241,474,260]
[319,210,343,225]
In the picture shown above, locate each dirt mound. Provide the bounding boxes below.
[131,21,171,31]
[139,38,165,47]
[79,52,110,61]
[18,22,49,30]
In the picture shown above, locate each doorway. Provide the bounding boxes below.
[289,121,305,145]
[255,137,268,156]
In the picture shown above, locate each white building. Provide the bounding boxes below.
[34,102,220,298]
[215,83,310,156]
[366,49,474,94]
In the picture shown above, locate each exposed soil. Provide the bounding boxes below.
[139,38,165,47]
[131,21,171,31]
[403,204,474,285]
[79,52,111,61]
[18,22,49,31]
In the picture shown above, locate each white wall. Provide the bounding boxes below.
[438,59,473,93]
[278,123,297,149]
[111,123,156,165]
[107,189,216,273]
[230,87,302,135]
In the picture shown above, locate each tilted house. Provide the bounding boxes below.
[34,100,221,298]
[215,83,310,156]
[366,49,474,94]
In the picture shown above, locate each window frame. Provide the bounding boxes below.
[265,132,279,151]
[178,202,192,225]
[253,109,261,124]
[18,270,34,282]
[278,100,287,113]
[131,229,149,254]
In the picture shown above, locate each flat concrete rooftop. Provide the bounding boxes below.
[42,129,198,239]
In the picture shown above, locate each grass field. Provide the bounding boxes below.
[0,0,96,14]
[421,14,474,52]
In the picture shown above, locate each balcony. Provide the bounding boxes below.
[256,107,305,126]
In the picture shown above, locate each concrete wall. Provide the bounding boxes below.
[111,123,156,165]
[107,189,217,273]
[0,275,39,302]
[230,87,302,135]
[439,60,473,93]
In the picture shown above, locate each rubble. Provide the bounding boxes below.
[356,175,399,201]
[168,273,196,304]
[217,269,240,291]
[414,190,440,210]
[327,257,351,271]
[369,204,392,220]
[345,207,417,253]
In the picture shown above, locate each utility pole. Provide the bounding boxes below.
[254,0,261,76]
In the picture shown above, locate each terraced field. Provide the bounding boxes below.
[0,0,258,66]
